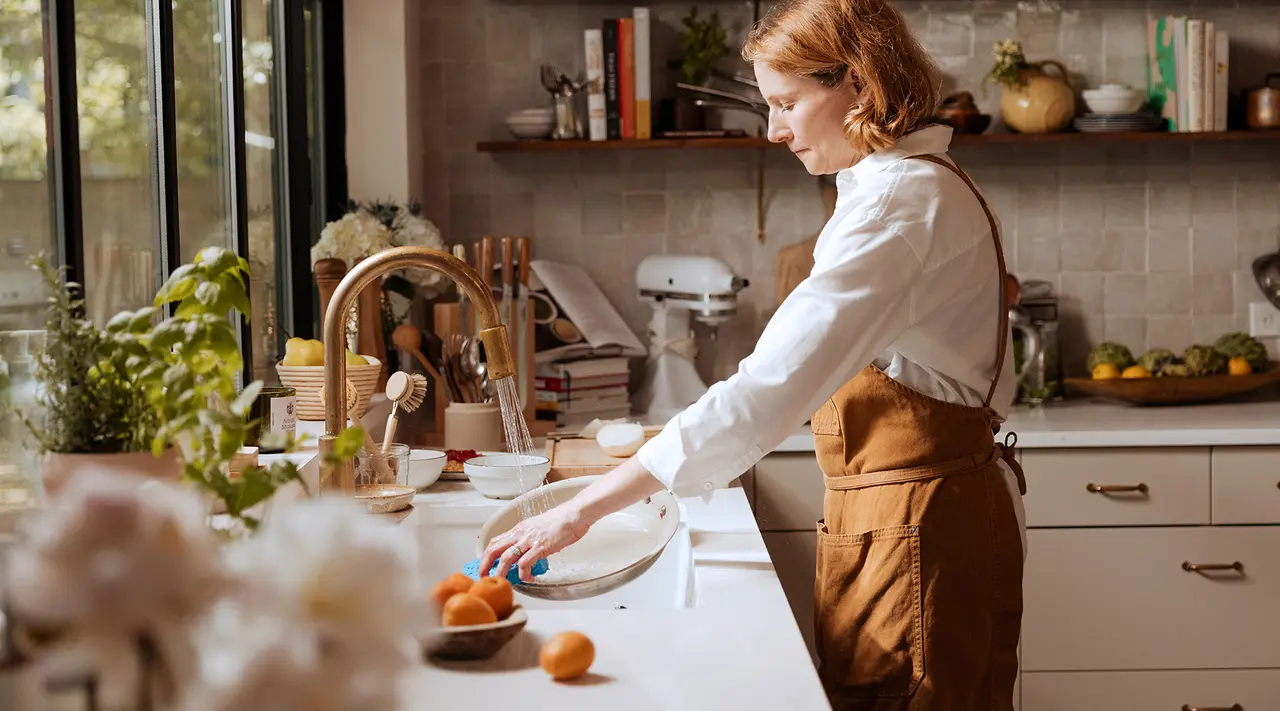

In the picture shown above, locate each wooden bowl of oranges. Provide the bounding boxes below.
[426,572,527,660]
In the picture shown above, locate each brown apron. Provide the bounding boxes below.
[811,154,1027,710]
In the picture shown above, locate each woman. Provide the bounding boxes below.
[480,0,1027,707]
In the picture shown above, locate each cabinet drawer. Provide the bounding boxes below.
[1022,527,1280,671]
[753,453,825,532]
[1212,447,1280,524]
[1022,669,1280,711]
[1021,447,1210,527]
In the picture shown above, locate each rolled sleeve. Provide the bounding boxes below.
[636,213,924,498]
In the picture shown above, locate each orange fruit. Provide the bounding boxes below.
[539,631,595,681]
[431,572,475,608]
[441,593,497,627]
[470,576,515,620]
[1228,356,1253,376]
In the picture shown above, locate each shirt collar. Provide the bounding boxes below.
[834,123,954,195]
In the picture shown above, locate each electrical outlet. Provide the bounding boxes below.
[1250,302,1280,337]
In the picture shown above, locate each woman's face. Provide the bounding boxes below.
[754,62,862,175]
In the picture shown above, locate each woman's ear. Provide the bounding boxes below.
[844,66,863,93]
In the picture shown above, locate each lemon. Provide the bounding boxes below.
[1092,363,1121,380]
[1121,365,1150,379]
[1228,356,1253,376]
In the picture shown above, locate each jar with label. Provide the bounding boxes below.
[246,385,297,453]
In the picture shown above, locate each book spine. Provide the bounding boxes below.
[1203,21,1215,131]
[1214,30,1230,132]
[584,29,607,141]
[618,17,635,139]
[1187,19,1204,132]
[1153,16,1179,132]
[1173,16,1187,132]
[633,7,652,140]
[602,19,620,140]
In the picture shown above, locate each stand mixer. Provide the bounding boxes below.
[634,255,749,421]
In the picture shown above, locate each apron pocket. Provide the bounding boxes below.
[815,522,924,700]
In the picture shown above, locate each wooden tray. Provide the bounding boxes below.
[1064,363,1280,406]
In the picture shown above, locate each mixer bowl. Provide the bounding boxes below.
[476,475,681,601]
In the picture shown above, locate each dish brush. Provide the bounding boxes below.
[381,371,429,453]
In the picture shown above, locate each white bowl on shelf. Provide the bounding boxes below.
[1082,84,1144,115]
[505,107,555,139]
[463,453,550,499]
[408,448,446,489]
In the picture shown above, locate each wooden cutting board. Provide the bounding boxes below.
[544,425,664,481]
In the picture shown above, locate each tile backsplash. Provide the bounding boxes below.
[416,1,1280,380]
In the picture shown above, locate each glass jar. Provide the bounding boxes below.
[355,444,410,488]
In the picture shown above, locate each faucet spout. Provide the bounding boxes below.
[318,246,515,493]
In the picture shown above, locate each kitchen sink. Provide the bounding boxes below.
[413,501,694,611]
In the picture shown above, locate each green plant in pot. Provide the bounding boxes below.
[667,6,730,131]
[22,247,360,534]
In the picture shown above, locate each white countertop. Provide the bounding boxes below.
[400,484,830,710]
[770,399,1280,451]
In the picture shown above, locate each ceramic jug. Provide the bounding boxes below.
[1001,60,1075,134]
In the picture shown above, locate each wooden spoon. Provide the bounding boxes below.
[391,324,442,381]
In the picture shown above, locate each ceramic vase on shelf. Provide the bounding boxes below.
[1000,60,1075,134]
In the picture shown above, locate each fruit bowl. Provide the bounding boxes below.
[1064,363,1280,406]
[277,356,383,421]
[424,604,529,661]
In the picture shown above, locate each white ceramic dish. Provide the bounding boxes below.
[463,453,550,499]
[1082,86,1143,115]
[353,484,415,514]
[476,475,682,601]
[408,449,446,489]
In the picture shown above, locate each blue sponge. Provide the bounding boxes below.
[462,557,549,586]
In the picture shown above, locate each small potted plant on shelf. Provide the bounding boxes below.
[19,247,327,534]
[982,39,1075,134]
[664,6,730,132]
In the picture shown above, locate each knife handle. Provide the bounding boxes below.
[501,237,514,292]
[518,237,531,287]
[480,236,494,287]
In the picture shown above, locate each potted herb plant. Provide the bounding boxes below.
[665,6,730,131]
[22,247,336,533]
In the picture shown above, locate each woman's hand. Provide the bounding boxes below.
[478,500,592,582]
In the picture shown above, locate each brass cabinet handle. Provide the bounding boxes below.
[1086,482,1148,494]
[1182,561,1244,573]
[1182,705,1243,711]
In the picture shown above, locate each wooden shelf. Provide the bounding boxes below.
[476,129,1280,153]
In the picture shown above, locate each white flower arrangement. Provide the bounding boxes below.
[312,201,450,301]
[4,471,433,711]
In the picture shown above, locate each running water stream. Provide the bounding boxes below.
[494,377,555,521]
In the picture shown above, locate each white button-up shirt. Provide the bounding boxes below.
[636,125,1025,541]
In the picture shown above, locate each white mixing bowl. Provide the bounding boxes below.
[463,453,550,499]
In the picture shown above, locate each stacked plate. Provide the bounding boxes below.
[1073,112,1165,133]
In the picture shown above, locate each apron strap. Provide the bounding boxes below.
[907,154,1010,410]
[823,433,1028,494]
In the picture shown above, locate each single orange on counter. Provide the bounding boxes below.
[442,593,497,627]
[432,572,478,608]
[470,576,515,620]
[540,631,595,681]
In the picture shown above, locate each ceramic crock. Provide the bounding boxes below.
[1001,60,1076,134]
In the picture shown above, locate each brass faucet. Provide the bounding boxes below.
[319,246,515,493]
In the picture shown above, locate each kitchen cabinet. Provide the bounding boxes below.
[750,443,1280,709]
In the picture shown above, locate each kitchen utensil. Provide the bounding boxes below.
[1244,72,1280,129]
[501,237,515,346]
[438,336,465,403]
[424,605,528,661]
[390,325,442,381]
[462,453,550,499]
[540,63,588,140]
[1010,279,1059,405]
[675,81,767,108]
[1252,250,1280,310]
[476,475,681,601]
[381,371,429,453]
